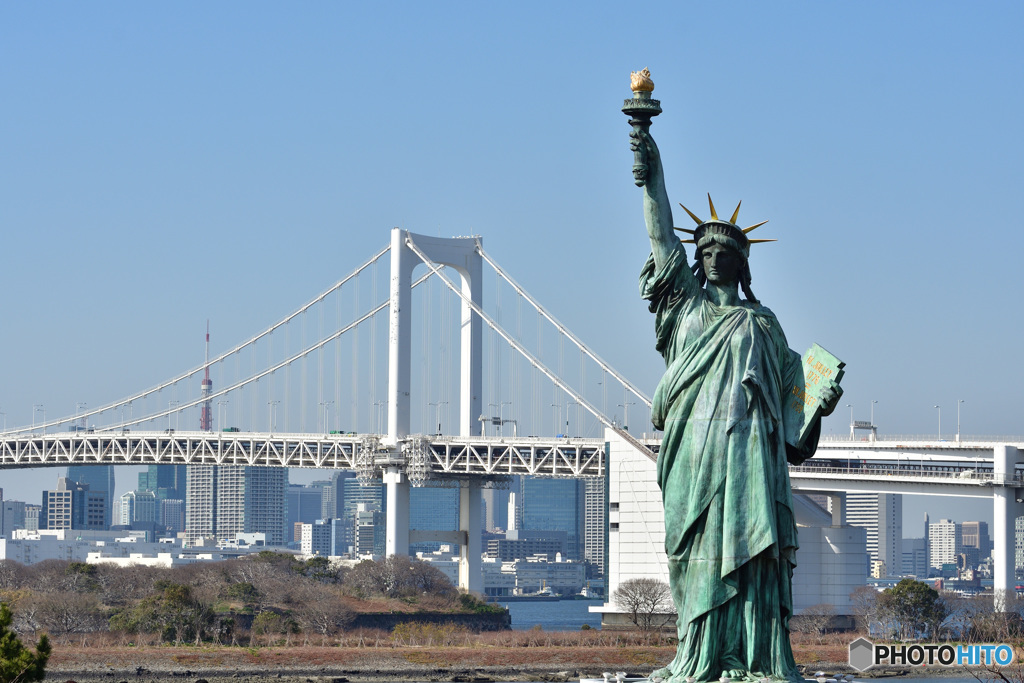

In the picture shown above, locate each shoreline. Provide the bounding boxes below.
[41,645,982,682]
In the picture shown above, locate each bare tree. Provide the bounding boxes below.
[0,560,26,591]
[293,584,354,640]
[849,585,880,634]
[613,577,673,631]
[792,603,836,643]
[94,564,158,607]
[33,591,105,638]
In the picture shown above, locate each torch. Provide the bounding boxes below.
[622,68,662,187]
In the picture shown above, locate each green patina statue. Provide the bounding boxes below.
[624,69,843,683]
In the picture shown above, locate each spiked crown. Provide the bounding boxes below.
[675,194,775,260]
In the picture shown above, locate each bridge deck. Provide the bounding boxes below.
[0,431,606,479]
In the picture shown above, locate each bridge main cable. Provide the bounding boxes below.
[476,244,652,409]
[5,245,393,435]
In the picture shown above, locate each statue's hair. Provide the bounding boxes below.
[691,244,759,304]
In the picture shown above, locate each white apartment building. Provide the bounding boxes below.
[929,518,963,570]
[584,478,607,578]
[186,465,288,547]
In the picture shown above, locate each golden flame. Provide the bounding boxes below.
[630,68,654,92]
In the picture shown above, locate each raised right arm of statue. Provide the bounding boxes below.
[630,129,681,272]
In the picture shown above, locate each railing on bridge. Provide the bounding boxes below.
[789,463,1024,487]
[821,434,1024,444]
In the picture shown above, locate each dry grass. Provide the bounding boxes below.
[44,629,860,675]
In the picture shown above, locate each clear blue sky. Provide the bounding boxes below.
[1,2,1021,533]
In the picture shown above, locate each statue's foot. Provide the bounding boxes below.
[649,667,673,682]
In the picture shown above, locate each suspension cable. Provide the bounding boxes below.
[6,244,393,434]
[408,236,612,431]
[476,245,652,408]
[83,271,432,432]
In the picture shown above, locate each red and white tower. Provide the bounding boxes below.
[199,321,213,431]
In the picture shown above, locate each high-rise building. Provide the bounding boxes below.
[520,477,585,561]
[339,479,384,553]
[119,490,158,525]
[301,520,333,556]
[42,477,107,531]
[354,503,384,557]
[0,499,26,537]
[583,478,607,578]
[321,471,355,520]
[139,465,187,501]
[66,466,115,528]
[288,483,327,532]
[929,518,963,570]
[161,499,185,533]
[24,505,40,533]
[482,486,510,532]
[185,466,288,546]
[410,487,459,554]
[961,521,991,565]
[902,537,929,577]
[844,493,902,577]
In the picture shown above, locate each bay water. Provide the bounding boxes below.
[496,598,604,631]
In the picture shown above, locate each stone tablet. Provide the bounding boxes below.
[785,343,845,450]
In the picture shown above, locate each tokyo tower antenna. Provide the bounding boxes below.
[200,321,213,431]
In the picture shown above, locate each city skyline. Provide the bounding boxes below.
[1,3,1022,530]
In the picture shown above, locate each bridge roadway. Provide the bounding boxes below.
[0,430,606,480]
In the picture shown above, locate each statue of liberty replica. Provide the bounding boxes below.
[624,69,843,683]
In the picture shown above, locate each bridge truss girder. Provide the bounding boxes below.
[0,431,606,479]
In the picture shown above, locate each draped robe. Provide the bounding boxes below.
[640,244,819,683]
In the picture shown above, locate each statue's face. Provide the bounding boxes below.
[702,244,742,286]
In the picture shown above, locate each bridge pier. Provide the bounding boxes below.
[384,466,410,556]
[458,481,482,593]
[993,445,1021,609]
[385,229,484,591]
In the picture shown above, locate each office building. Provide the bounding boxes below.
[340,479,384,553]
[354,503,384,557]
[961,521,991,565]
[519,477,585,561]
[138,465,187,525]
[287,483,327,531]
[902,537,929,577]
[185,465,288,547]
[299,518,347,556]
[300,520,332,556]
[119,490,157,525]
[161,499,185,533]
[42,477,107,531]
[321,471,355,520]
[844,493,902,577]
[410,486,459,554]
[486,529,567,561]
[1,499,27,538]
[139,465,187,500]
[66,466,115,528]
[482,486,510,532]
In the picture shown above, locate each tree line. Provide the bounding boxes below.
[614,575,1024,643]
[0,553,496,646]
